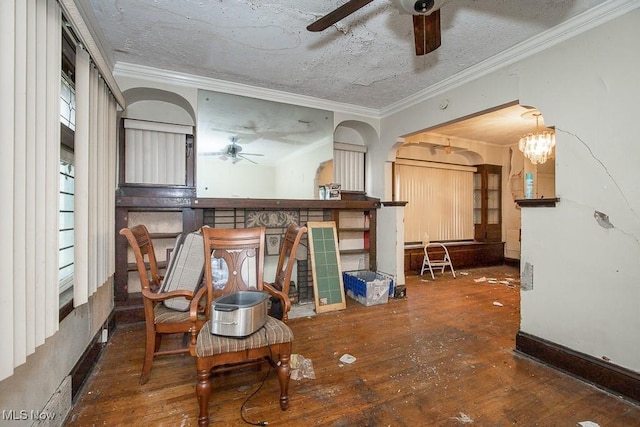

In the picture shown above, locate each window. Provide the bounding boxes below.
[59,148,74,295]
[59,27,76,308]
[60,75,76,130]
[334,142,366,192]
[394,159,475,243]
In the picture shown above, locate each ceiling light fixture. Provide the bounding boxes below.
[519,112,555,165]
[444,138,452,154]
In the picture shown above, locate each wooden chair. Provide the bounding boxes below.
[267,223,307,323]
[119,225,209,384]
[190,226,294,426]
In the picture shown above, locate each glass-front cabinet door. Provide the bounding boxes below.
[473,164,502,242]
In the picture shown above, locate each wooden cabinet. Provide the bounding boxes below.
[473,164,502,242]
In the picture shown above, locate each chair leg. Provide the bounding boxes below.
[140,329,156,385]
[196,368,212,427]
[277,352,291,411]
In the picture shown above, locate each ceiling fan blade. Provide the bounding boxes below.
[413,9,441,56]
[307,0,374,32]
[238,154,258,165]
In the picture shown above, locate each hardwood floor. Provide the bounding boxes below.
[65,265,640,426]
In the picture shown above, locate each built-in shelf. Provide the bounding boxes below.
[516,198,560,208]
[340,249,369,255]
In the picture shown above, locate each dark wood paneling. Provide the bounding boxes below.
[516,331,640,404]
[515,197,560,208]
[405,241,505,274]
[70,312,115,401]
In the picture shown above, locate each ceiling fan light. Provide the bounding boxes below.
[394,0,446,15]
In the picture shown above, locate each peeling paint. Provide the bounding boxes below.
[594,210,614,229]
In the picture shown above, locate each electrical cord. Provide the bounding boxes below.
[240,325,274,426]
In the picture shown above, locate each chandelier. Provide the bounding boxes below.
[518,113,555,165]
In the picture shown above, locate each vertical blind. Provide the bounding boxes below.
[395,161,476,243]
[124,119,191,185]
[0,0,118,381]
[334,143,366,192]
[74,50,118,306]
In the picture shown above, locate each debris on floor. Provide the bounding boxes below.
[339,353,357,365]
[451,412,474,423]
[290,353,316,380]
[473,277,487,283]
[492,301,504,307]
[578,422,600,427]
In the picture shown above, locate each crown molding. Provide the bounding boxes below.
[381,0,639,118]
[59,0,125,108]
[112,0,637,120]
[114,62,381,120]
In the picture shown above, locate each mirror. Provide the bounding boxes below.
[196,90,334,199]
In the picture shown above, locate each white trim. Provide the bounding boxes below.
[112,1,638,119]
[396,158,477,173]
[114,62,379,119]
[124,118,193,135]
[381,0,640,117]
[334,142,367,153]
[58,0,125,108]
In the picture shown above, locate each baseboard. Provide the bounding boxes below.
[504,257,520,268]
[69,311,116,401]
[515,331,640,404]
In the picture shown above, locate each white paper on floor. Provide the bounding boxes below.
[451,412,474,423]
[339,353,357,364]
[290,353,316,380]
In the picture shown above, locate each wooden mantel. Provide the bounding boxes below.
[114,187,381,323]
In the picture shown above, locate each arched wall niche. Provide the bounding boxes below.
[121,87,195,126]
[334,120,378,147]
[334,120,379,195]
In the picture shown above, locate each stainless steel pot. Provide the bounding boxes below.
[210,291,269,337]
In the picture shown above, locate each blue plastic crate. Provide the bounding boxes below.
[342,271,394,306]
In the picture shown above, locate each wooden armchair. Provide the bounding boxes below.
[267,223,307,323]
[119,225,210,384]
[190,226,294,426]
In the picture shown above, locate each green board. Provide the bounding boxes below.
[307,221,346,313]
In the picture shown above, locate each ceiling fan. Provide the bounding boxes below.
[307,0,446,56]
[200,137,264,164]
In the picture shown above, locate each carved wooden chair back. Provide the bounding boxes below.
[269,223,307,322]
[191,225,294,426]
[120,224,207,384]
[203,226,266,301]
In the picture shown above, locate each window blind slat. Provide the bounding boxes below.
[396,164,474,243]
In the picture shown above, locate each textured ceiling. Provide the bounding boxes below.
[89,0,605,110]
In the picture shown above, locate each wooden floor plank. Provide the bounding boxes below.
[65,265,640,426]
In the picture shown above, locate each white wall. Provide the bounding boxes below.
[275,138,333,199]
[198,158,277,198]
[0,280,113,425]
[369,9,640,372]
[516,10,640,371]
